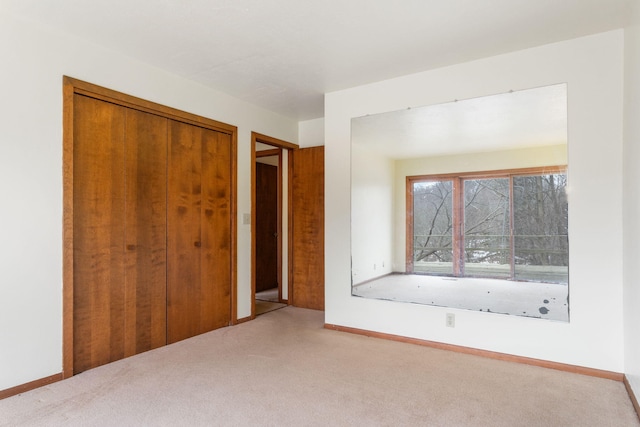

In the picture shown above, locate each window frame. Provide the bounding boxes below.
[406,165,567,281]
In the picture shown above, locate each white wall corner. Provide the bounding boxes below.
[298,117,325,148]
[623,0,640,400]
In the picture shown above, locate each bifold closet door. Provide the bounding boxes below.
[167,121,232,344]
[73,95,167,373]
[123,108,168,357]
[73,95,126,373]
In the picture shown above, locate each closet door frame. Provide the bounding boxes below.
[62,76,238,378]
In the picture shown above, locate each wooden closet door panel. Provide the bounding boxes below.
[123,108,168,356]
[167,121,203,343]
[167,122,232,343]
[201,130,232,330]
[291,146,325,311]
[73,95,126,373]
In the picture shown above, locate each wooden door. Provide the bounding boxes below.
[73,96,168,373]
[291,146,325,310]
[123,108,168,356]
[255,162,278,292]
[201,127,232,332]
[65,77,238,376]
[167,121,232,344]
[73,94,127,373]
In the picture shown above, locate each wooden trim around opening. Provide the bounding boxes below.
[276,151,284,303]
[62,78,75,379]
[63,76,239,376]
[253,132,299,151]
[324,323,623,381]
[235,315,253,325]
[0,373,63,400]
[250,132,299,319]
[256,148,280,158]
[407,165,567,183]
[69,79,236,135]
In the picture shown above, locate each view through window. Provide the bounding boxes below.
[408,167,568,284]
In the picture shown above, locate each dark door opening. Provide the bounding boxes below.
[255,162,278,293]
[253,140,288,317]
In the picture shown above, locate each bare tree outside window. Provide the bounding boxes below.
[412,180,453,275]
[464,178,510,278]
[513,174,568,283]
[409,168,568,284]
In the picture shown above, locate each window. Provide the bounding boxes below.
[407,167,568,284]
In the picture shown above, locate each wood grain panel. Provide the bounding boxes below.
[65,77,238,375]
[255,163,278,292]
[123,108,168,356]
[167,123,232,343]
[167,121,202,344]
[201,129,232,330]
[68,77,236,135]
[291,146,325,310]
[73,94,126,373]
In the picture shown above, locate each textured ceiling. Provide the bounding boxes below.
[352,84,567,159]
[3,0,632,121]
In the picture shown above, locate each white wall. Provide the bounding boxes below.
[298,118,325,148]
[0,11,298,391]
[326,31,625,371]
[623,0,640,397]
[351,143,395,283]
[392,145,567,272]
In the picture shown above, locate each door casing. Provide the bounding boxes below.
[250,132,298,318]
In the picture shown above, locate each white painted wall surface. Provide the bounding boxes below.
[325,31,625,372]
[351,143,394,283]
[298,118,325,148]
[0,11,297,391]
[623,0,640,397]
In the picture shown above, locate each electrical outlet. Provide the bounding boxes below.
[242,213,251,225]
[446,313,455,328]
[373,263,376,270]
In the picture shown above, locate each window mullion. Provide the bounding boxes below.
[406,177,415,274]
[509,175,515,280]
[453,177,464,277]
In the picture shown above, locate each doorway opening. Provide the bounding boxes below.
[251,133,298,317]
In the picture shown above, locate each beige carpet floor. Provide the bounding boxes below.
[256,287,280,302]
[1,307,638,426]
[255,300,287,315]
[255,287,286,315]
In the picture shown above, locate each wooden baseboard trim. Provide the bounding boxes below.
[624,376,640,421]
[235,315,252,325]
[0,373,63,400]
[324,323,623,381]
